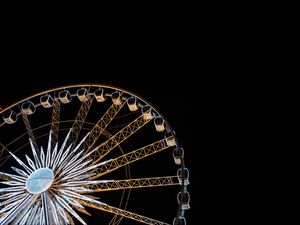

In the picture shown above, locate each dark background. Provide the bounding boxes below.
[0,3,297,225]
[1,3,195,225]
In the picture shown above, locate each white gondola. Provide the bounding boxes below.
[165,131,176,146]
[111,91,122,105]
[173,217,186,225]
[0,84,190,225]
[127,96,139,111]
[142,105,153,120]
[40,94,53,108]
[177,168,189,185]
[154,117,165,132]
[177,191,190,210]
[173,147,184,165]
[77,88,88,102]
[59,90,72,104]
[3,110,18,124]
[94,88,106,102]
[21,101,36,115]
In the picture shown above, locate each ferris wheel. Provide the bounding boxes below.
[0,84,190,225]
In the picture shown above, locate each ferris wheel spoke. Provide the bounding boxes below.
[41,193,51,225]
[8,151,33,174]
[0,145,15,169]
[65,212,76,225]
[0,171,26,182]
[14,194,40,224]
[53,201,69,225]
[0,85,188,224]
[55,132,90,173]
[92,139,169,179]
[18,204,33,225]
[0,193,36,225]
[50,98,61,148]
[0,192,27,207]
[54,194,87,225]
[82,97,126,152]
[51,129,72,171]
[25,201,40,225]
[91,111,153,165]
[67,93,94,147]
[79,200,170,225]
[0,143,9,160]
[86,176,179,192]
[21,112,39,153]
[108,214,121,225]
[47,194,61,225]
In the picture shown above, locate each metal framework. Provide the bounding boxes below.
[0,84,189,225]
[81,99,125,151]
[50,98,60,148]
[79,200,170,225]
[92,112,153,164]
[87,176,179,192]
[0,143,8,164]
[21,112,39,153]
[93,139,168,179]
[67,93,94,147]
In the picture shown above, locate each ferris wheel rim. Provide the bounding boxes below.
[0,83,189,225]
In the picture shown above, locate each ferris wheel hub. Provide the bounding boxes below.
[25,167,54,194]
[0,84,190,224]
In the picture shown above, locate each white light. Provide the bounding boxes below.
[0,130,107,224]
[26,168,54,194]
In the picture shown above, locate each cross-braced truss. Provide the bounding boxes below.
[67,92,94,147]
[91,111,153,164]
[81,98,125,152]
[50,98,60,148]
[86,176,179,192]
[0,85,190,225]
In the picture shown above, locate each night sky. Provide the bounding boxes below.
[1,3,296,225]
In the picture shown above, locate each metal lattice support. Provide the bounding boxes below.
[0,194,35,224]
[0,143,7,163]
[109,215,123,225]
[66,212,76,225]
[67,94,94,147]
[93,139,168,179]
[0,84,189,225]
[92,111,153,164]
[50,99,60,148]
[87,176,179,192]
[82,100,125,151]
[21,113,39,153]
[79,200,170,225]
[0,172,11,181]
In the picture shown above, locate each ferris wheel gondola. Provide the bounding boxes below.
[0,84,190,225]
